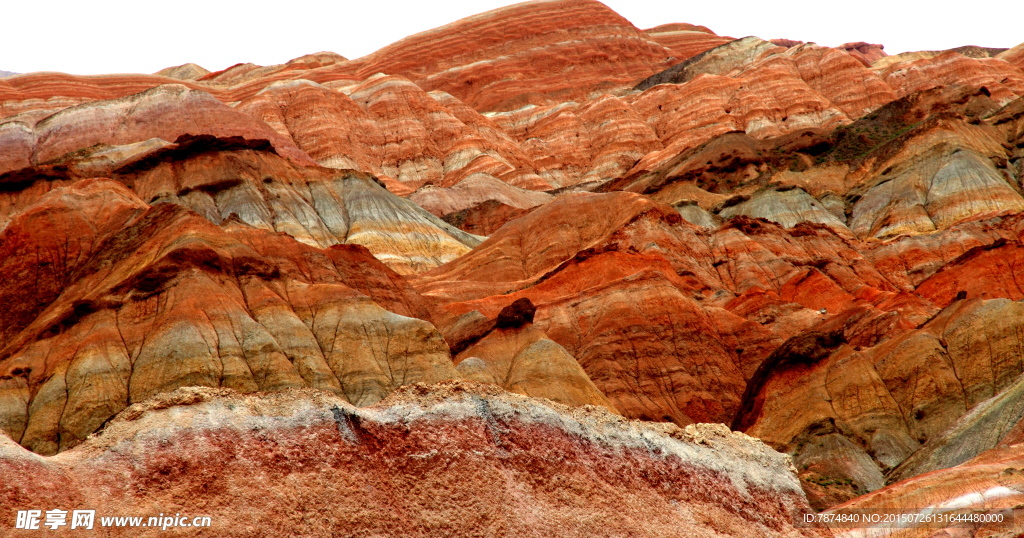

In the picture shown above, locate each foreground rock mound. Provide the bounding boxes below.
[0,382,827,537]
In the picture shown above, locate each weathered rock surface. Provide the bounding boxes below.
[454,324,616,412]
[0,84,316,175]
[874,51,1024,104]
[440,199,536,235]
[644,23,735,62]
[718,188,850,232]
[0,131,483,274]
[335,0,677,112]
[735,294,1024,509]
[154,63,210,81]
[635,37,785,91]
[0,178,457,454]
[838,42,887,66]
[414,190,921,429]
[4,0,1024,528]
[828,443,1024,537]
[999,42,1024,70]
[0,382,828,537]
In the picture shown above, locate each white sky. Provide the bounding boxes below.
[2,0,1022,76]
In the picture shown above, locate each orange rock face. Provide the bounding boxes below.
[828,443,1024,536]
[644,23,735,61]
[0,84,316,175]
[838,42,887,66]
[339,0,676,112]
[0,178,457,454]
[413,191,922,427]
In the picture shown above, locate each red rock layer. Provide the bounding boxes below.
[489,94,664,187]
[838,42,887,66]
[999,42,1024,70]
[3,3,1024,525]
[624,43,897,175]
[613,85,1024,242]
[439,200,536,235]
[485,41,903,187]
[644,23,735,61]
[235,73,558,208]
[0,1,681,118]
[236,79,386,175]
[5,7,1020,204]
[339,0,676,112]
[0,72,210,120]
[0,178,458,454]
[0,383,828,537]
[828,443,1024,537]
[343,74,548,190]
[413,191,933,427]
[875,51,1024,104]
[0,84,316,176]
[728,210,1024,507]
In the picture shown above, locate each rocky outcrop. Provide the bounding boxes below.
[116,139,481,273]
[0,131,482,274]
[0,382,828,537]
[828,443,1024,537]
[488,93,664,188]
[848,141,1024,238]
[838,42,886,66]
[239,75,550,192]
[607,85,1024,243]
[154,63,210,81]
[440,200,535,235]
[874,51,1024,104]
[0,179,457,454]
[236,79,387,176]
[454,324,616,412]
[344,75,548,190]
[718,188,850,232]
[644,23,734,62]
[734,295,1024,508]
[0,84,316,175]
[999,42,1024,70]
[413,191,917,428]
[635,37,784,91]
[337,0,677,112]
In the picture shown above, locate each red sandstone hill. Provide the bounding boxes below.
[4,0,1024,535]
[0,383,829,537]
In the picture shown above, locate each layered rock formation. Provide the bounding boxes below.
[5,0,1024,533]
[644,23,735,62]
[334,0,677,112]
[0,178,460,454]
[828,443,1024,537]
[451,299,617,412]
[0,382,827,537]
[838,42,887,66]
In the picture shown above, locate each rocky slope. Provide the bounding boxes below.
[0,178,461,455]
[4,0,1024,534]
[827,443,1024,537]
[0,382,827,537]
